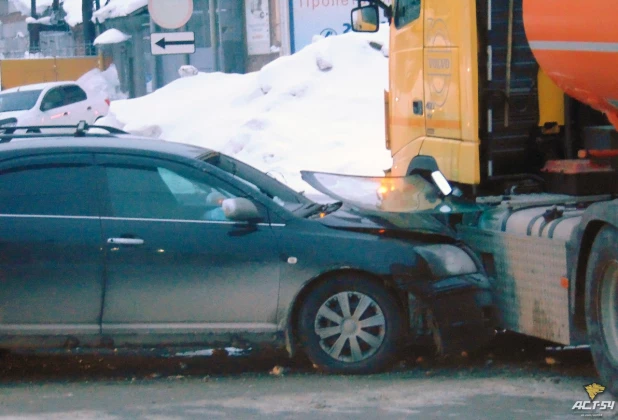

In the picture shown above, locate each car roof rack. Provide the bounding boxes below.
[0,121,128,143]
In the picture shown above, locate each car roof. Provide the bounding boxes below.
[0,135,215,162]
[2,81,76,93]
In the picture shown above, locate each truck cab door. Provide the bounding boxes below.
[419,0,480,185]
[389,0,425,175]
[423,0,462,140]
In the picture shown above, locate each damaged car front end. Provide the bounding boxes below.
[300,170,497,358]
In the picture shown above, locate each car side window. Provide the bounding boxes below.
[0,164,97,216]
[394,0,421,29]
[103,164,244,222]
[62,85,87,105]
[40,88,65,111]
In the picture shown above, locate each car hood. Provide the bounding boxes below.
[318,206,459,238]
[302,171,485,238]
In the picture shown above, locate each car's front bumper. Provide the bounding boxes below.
[394,271,497,355]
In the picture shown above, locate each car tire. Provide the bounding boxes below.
[585,225,618,396]
[298,274,404,374]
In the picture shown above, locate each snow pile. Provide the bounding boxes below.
[178,65,199,78]
[77,64,127,101]
[94,28,131,46]
[10,0,147,27]
[100,28,392,192]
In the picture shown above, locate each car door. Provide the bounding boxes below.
[39,87,73,126]
[60,85,91,124]
[0,153,104,336]
[95,154,282,336]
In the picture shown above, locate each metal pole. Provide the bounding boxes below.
[29,0,40,53]
[150,18,162,90]
[209,0,220,72]
[278,0,291,55]
[82,0,96,55]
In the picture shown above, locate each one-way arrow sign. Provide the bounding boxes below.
[151,31,195,55]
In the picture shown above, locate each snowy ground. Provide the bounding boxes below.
[97,29,393,194]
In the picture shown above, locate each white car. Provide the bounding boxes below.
[0,81,110,129]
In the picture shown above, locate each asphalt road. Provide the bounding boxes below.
[0,335,616,419]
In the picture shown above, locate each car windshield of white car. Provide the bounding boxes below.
[0,90,43,112]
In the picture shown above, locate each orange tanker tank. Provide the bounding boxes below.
[524,0,618,129]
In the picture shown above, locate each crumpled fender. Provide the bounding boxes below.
[391,244,497,355]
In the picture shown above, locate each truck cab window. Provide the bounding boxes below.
[395,0,421,29]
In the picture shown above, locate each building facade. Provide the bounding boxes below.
[0,0,378,97]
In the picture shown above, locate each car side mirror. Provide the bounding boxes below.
[431,171,453,196]
[222,197,261,222]
[351,5,379,33]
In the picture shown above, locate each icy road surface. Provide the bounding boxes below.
[0,336,615,419]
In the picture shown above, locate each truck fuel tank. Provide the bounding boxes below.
[523,0,618,129]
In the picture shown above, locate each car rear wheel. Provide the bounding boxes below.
[585,225,618,395]
[298,274,404,374]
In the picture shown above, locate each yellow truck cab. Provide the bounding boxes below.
[353,0,616,196]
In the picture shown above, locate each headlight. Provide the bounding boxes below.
[1,121,17,128]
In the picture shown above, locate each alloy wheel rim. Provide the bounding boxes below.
[314,291,386,363]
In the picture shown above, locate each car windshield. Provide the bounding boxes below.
[300,171,484,215]
[201,152,314,213]
[0,90,42,112]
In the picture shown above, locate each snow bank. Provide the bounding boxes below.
[101,28,392,193]
[77,64,127,101]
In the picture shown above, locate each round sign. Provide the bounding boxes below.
[148,0,194,30]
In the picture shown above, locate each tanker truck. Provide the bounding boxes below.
[348,0,618,394]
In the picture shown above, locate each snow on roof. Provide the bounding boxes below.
[9,0,53,16]
[99,28,392,194]
[94,28,131,45]
[84,0,147,26]
[10,0,147,27]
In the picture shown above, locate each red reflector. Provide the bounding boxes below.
[105,98,111,106]
[560,277,569,289]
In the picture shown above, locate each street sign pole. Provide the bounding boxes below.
[209,0,220,72]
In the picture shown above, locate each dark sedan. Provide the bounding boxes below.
[0,132,495,373]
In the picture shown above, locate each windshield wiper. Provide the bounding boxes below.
[299,201,343,218]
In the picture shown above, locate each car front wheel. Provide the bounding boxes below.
[298,274,404,374]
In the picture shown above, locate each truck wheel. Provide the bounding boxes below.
[298,274,404,374]
[585,225,618,395]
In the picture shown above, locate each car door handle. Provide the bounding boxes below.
[228,223,258,237]
[107,237,145,246]
[63,112,69,116]
[87,106,92,111]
